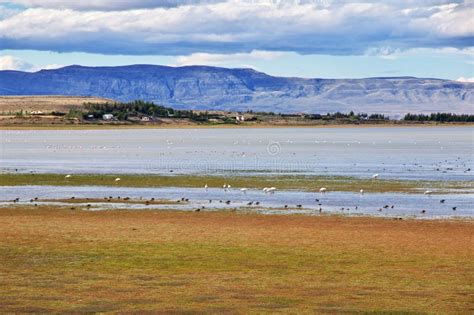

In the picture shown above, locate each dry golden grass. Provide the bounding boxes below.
[0,96,111,114]
[0,205,472,313]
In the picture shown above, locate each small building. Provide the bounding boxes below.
[235,115,245,122]
[30,110,44,115]
[102,114,114,120]
[141,116,151,122]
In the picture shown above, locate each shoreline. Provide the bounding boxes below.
[3,203,472,222]
[1,121,473,130]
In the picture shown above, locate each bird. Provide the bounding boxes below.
[115,178,121,182]
[266,187,276,194]
[372,174,379,179]
[65,174,71,178]
[359,189,364,195]
[452,207,457,211]
[296,204,302,208]
[319,187,327,193]
[195,208,201,212]
[240,188,248,194]
[204,184,208,191]
[421,210,426,214]
[424,190,433,195]
[440,199,445,203]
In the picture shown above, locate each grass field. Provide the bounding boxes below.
[0,205,472,313]
[1,173,472,194]
[0,96,111,114]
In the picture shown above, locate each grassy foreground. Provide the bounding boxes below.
[0,205,472,313]
[1,173,472,193]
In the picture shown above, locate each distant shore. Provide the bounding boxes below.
[1,120,473,130]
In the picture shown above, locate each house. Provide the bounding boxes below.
[30,110,44,115]
[102,114,114,120]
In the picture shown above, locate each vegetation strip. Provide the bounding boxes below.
[1,173,471,193]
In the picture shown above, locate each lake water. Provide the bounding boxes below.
[1,127,473,180]
[1,185,472,219]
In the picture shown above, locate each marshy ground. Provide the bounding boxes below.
[1,173,472,194]
[0,205,472,313]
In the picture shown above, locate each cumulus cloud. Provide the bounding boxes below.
[0,55,66,71]
[174,50,286,66]
[0,55,31,70]
[457,76,474,82]
[0,0,472,56]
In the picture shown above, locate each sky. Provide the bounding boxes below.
[0,0,473,80]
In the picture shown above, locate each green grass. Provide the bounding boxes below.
[0,172,472,194]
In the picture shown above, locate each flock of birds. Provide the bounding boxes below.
[5,171,464,217]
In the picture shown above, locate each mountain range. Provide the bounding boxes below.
[1,65,472,115]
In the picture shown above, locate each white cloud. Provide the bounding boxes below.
[457,76,474,82]
[0,55,66,71]
[0,1,472,55]
[0,55,31,70]
[29,63,65,72]
[4,0,219,10]
[174,50,286,66]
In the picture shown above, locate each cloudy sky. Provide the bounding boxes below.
[0,0,473,80]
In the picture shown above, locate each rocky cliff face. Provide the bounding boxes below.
[1,65,472,115]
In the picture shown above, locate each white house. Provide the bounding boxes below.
[102,114,114,120]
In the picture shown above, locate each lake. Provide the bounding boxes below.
[1,126,473,181]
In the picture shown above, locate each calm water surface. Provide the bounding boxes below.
[1,127,473,180]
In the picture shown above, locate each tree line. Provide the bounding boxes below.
[403,113,474,122]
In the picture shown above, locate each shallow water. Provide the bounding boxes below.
[2,185,472,219]
[1,127,473,180]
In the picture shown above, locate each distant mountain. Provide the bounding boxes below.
[1,65,472,115]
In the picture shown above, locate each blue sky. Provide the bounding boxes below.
[0,0,473,80]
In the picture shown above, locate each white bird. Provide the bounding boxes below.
[372,174,379,179]
[65,174,71,178]
[115,178,121,182]
[262,187,269,192]
[266,187,276,194]
[240,188,248,194]
[359,189,364,195]
[319,187,327,193]
[424,190,433,195]
[204,184,208,191]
